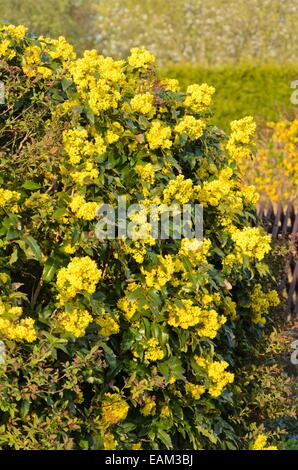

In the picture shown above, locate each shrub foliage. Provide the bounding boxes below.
[0,25,280,450]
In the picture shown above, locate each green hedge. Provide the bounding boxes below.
[160,64,298,130]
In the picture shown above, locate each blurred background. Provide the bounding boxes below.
[1,0,298,203]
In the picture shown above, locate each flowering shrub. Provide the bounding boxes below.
[239,119,298,204]
[0,25,280,450]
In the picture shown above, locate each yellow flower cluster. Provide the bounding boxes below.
[223,297,238,320]
[0,188,20,213]
[249,284,280,324]
[241,185,260,205]
[0,302,36,342]
[63,128,106,165]
[223,227,271,271]
[184,83,215,113]
[22,45,52,79]
[0,317,36,343]
[128,47,155,69]
[140,396,156,416]
[117,284,139,321]
[135,163,155,184]
[0,38,16,60]
[185,383,205,400]
[178,238,211,266]
[197,168,234,207]
[71,162,99,186]
[195,356,234,397]
[96,309,120,336]
[121,237,156,264]
[206,360,234,397]
[167,299,200,329]
[144,338,164,361]
[62,128,88,165]
[103,433,118,450]
[0,24,27,40]
[160,78,180,92]
[131,92,155,116]
[175,115,206,139]
[0,25,27,59]
[163,175,193,204]
[146,121,172,149]
[56,256,102,302]
[46,35,76,62]
[251,434,278,450]
[56,308,93,337]
[69,194,98,221]
[197,309,226,339]
[167,299,225,338]
[68,50,123,115]
[102,393,129,425]
[142,255,175,290]
[226,116,256,161]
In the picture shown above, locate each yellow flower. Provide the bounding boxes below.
[184,83,215,113]
[251,434,278,450]
[47,35,76,62]
[0,38,16,59]
[103,433,118,450]
[102,393,129,425]
[144,338,164,361]
[131,442,142,450]
[131,92,155,116]
[146,121,172,149]
[249,284,280,325]
[226,116,256,162]
[229,116,256,145]
[185,383,205,400]
[69,194,98,221]
[206,360,234,397]
[141,397,156,416]
[160,405,171,417]
[163,174,193,204]
[175,115,206,139]
[0,188,20,212]
[167,299,202,329]
[160,78,180,92]
[0,315,36,343]
[56,256,102,301]
[56,308,92,337]
[1,24,27,40]
[128,47,155,69]
[142,255,175,290]
[96,309,120,336]
[22,45,52,79]
[63,127,89,165]
[135,163,155,184]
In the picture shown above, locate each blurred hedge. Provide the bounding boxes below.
[160,64,298,130]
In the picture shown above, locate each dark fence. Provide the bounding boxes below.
[257,201,298,320]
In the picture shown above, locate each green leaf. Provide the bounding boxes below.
[157,429,172,449]
[9,247,18,265]
[22,181,41,190]
[52,207,67,220]
[85,104,94,124]
[42,258,59,282]
[24,236,42,261]
[20,400,30,418]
